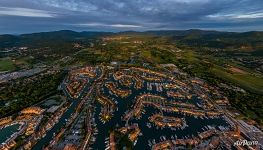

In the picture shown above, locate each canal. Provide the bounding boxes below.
[32,67,102,149]
[32,99,80,150]
[91,75,230,149]
[0,123,21,144]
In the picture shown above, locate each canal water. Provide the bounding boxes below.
[32,68,102,150]
[0,123,21,144]
[32,99,80,150]
[91,75,230,150]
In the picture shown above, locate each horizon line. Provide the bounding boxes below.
[1,28,263,36]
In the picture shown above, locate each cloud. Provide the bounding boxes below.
[0,7,57,18]
[0,0,263,33]
[207,11,263,20]
[235,12,263,19]
[110,24,142,28]
[74,23,143,28]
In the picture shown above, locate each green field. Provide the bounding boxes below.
[211,66,263,94]
[179,49,263,94]
[0,58,15,72]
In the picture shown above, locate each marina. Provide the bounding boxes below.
[89,68,230,149]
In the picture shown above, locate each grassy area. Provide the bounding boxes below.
[183,50,199,62]
[140,48,179,64]
[15,57,33,65]
[178,50,263,94]
[211,66,263,94]
[0,58,15,72]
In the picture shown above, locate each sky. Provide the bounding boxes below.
[0,0,263,34]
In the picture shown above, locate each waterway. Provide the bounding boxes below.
[91,74,230,149]
[32,67,102,150]
[32,99,80,150]
[0,123,21,144]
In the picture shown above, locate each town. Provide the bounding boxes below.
[0,64,262,150]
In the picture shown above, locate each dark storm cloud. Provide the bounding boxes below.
[0,0,262,33]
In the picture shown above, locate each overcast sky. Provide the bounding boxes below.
[0,0,263,34]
